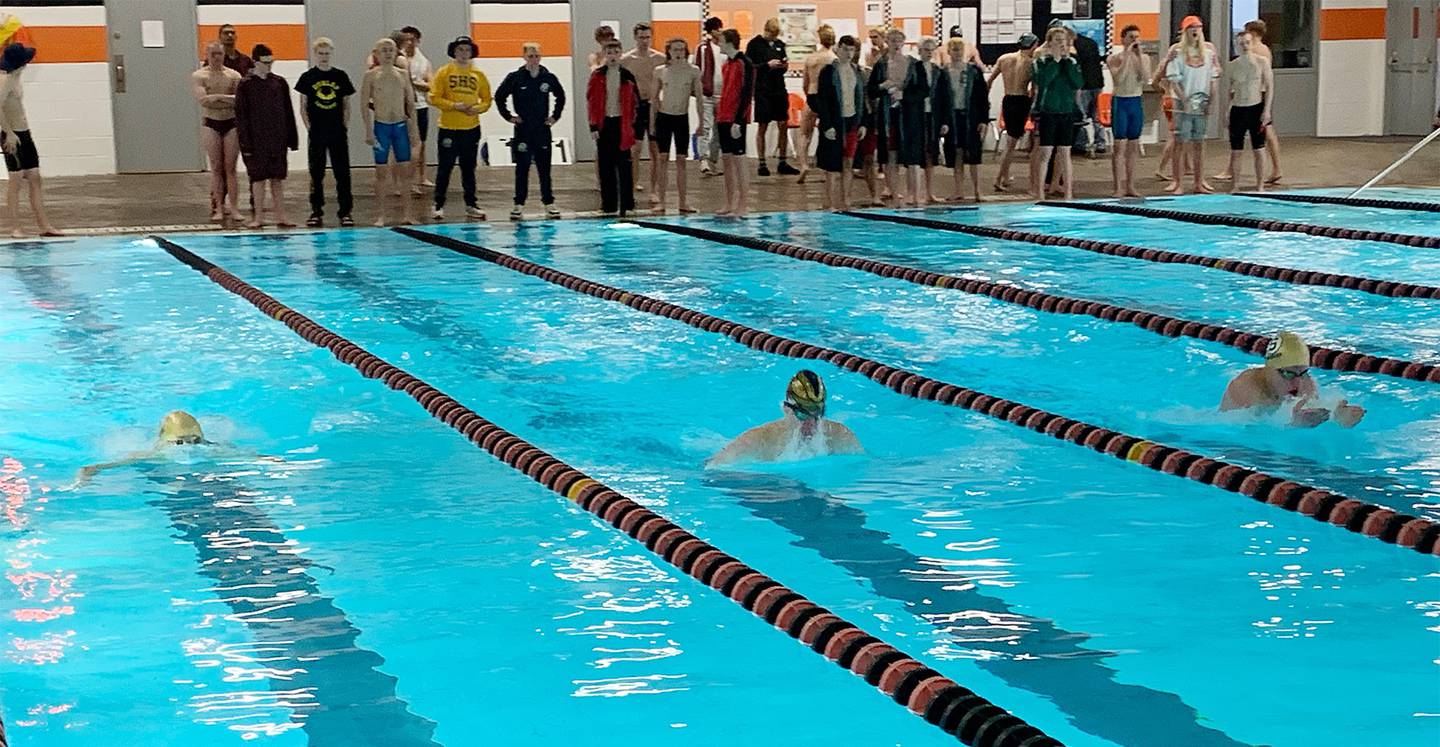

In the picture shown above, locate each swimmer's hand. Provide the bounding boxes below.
[1334,400,1365,429]
[1291,406,1330,428]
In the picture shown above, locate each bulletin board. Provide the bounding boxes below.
[707,0,879,51]
[939,0,1112,65]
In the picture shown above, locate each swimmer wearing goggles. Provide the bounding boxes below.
[73,411,225,486]
[1220,331,1365,428]
[708,370,864,467]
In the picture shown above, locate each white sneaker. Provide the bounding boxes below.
[431,207,444,221]
[465,206,486,220]
[699,162,712,175]
[509,206,523,221]
[545,205,561,219]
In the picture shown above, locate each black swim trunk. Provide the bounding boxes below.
[806,93,821,112]
[1037,112,1076,148]
[1001,95,1032,139]
[753,89,789,123]
[653,112,690,157]
[634,101,652,141]
[718,121,747,155]
[203,117,237,136]
[1229,103,1265,150]
[416,107,430,142]
[2,130,39,172]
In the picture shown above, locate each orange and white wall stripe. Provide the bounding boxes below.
[1,4,112,176]
[1317,0,1388,136]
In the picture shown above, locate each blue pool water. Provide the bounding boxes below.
[2,190,1438,747]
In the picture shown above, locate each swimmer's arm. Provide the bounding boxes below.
[706,424,776,468]
[72,451,156,487]
[359,71,375,132]
[1219,375,1257,411]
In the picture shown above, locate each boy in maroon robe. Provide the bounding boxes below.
[235,43,298,228]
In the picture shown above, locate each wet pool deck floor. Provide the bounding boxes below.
[9,135,1438,237]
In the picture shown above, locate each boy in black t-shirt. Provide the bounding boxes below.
[295,37,356,226]
[745,18,797,176]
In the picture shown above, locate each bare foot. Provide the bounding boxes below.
[1265,174,1282,184]
[1212,172,1233,181]
[10,228,26,238]
[373,217,388,227]
[210,210,224,222]
[1113,191,1126,199]
[1164,183,1182,195]
[402,217,417,226]
[277,219,296,228]
[1253,182,1265,193]
[246,221,262,229]
[1153,170,1169,180]
[1196,182,1215,194]
[678,205,696,214]
[715,208,733,217]
[1125,189,1143,198]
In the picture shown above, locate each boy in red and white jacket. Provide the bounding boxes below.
[586,39,639,215]
[714,29,754,217]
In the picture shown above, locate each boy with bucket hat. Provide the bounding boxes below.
[428,35,491,220]
[0,42,60,237]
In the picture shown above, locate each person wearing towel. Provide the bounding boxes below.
[1220,332,1366,428]
[708,371,864,467]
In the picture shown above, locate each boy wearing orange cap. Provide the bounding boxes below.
[1162,15,1221,194]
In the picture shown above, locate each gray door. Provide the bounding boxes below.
[304,0,468,168]
[1386,0,1439,135]
[106,0,202,173]
[569,0,649,161]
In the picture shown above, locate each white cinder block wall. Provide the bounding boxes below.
[7,5,114,177]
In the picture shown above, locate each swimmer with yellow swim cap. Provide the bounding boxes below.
[707,370,865,467]
[72,410,224,486]
[1220,332,1365,428]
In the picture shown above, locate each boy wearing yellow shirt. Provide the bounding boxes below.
[428,35,491,220]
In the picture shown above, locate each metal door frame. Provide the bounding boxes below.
[1385,0,1439,135]
[105,0,204,173]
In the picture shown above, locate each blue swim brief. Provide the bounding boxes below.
[1111,95,1143,141]
[372,120,411,165]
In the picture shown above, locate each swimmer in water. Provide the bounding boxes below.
[1220,332,1365,428]
[708,370,864,467]
[72,410,276,486]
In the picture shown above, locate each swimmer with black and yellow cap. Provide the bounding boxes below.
[72,410,224,486]
[1220,332,1365,428]
[707,370,864,467]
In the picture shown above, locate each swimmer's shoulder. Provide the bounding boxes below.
[1221,368,1270,411]
[823,420,864,455]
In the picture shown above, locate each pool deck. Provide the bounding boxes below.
[14,134,1439,236]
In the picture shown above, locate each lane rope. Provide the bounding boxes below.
[1038,199,1440,251]
[634,220,1440,384]
[394,227,1440,557]
[1237,192,1440,214]
[840,210,1440,300]
[149,235,1063,747]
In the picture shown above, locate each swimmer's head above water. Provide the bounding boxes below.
[783,370,827,419]
[158,410,209,446]
[1262,331,1311,396]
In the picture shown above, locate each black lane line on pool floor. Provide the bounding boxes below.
[3,254,443,746]
[840,210,1440,300]
[635,220,1440,385]
[395,226,1440,557]
[151,236,1060,747]
[1039,199,1440,250]
[1237,192,1440,214]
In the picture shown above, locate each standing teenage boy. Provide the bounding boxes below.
[495,42,565,220]
[295,37,355,227]
[588,39,639,216]
[429,35,491,221]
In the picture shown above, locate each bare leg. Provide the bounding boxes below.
[249,180,265,228]
[222,131,240,218]
[1156,133,1174,179]
[862,154,880,204]
[1035,145,1054,199]
[822,170,834,211]
[202,126,225,220]
[654,153,670,212]
[968,164,980,202]
[1193,143,1212,193]
[906,166,921,208]
[373,163,391,226]
[1264,126,1282,182]
[675,155,693,212]
[883,163,899,203]
[271,180,292,226]
[1252,148,1266,192]
[1110,137,1124,198]
[1166,140,1184,194]
[924,164,939,203]
[796,110,816,181]
[774,121,790,163]
[415,138,428,188]
[1058,148,1073,201]
[735,156,749,216]
[1227,150,1242,192]
[717,155,735,215]
[25,171,60,235]
[995,136,1017,189]
[7,174,24,238]
[1123,141,1141,197]
[397,160,416,224]
[951,165,963,201]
